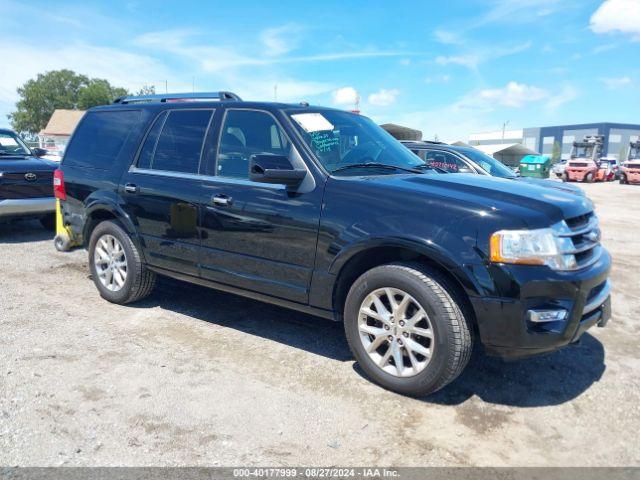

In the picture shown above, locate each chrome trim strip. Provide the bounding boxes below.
[583,279,611,315]
[558,216,599,237]
[127,167,286,190]
[0,197,55,216]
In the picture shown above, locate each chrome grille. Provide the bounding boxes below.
[554,212,601,270]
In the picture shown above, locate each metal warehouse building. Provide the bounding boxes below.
[470,123,640,162]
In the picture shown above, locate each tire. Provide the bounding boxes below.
[343,263,473,397]
[88,220,156,304]
[620,175,627,185]
[40,213,56,231]
[585,172,594,183]
[561,173,568,182]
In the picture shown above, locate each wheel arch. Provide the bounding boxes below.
[83,200,144,261]
[330,239,481,327]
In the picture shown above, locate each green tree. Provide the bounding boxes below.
[551,141,562,163]
[77,79,128,110]
[136,85,156,96]
[9,70,129,134]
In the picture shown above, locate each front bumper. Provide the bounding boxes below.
[470,248,612,358]
[0,197,55,218]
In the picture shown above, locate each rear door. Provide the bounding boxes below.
[120,108,215,276]
[197,108,323,303]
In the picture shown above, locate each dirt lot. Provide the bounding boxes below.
[1,181,639,467]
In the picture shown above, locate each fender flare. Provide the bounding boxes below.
[83,198,146,261]
[329,236,487,298]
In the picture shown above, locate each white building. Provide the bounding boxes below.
[38,109,85,160]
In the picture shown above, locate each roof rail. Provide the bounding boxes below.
[113,91,242,104]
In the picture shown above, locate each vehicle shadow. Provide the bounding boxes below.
[136,277,606,406]
[133,276,353,362]
[418,333,606,407]
[0,219,54,244]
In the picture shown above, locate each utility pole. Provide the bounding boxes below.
[502,120,510,144]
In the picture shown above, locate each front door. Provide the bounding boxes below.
[120,108,215,276]
[198,108,323,304]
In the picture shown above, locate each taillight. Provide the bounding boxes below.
[53,169,66,200]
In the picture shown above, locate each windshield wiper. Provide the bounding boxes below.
[332,162,421,174]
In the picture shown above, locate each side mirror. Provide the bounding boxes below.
[32,147,47,157]
[249,154,306,189]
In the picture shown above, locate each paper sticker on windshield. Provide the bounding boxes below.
[0,137,18,147]
[291,113,334,133]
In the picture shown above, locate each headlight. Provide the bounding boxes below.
[490,227,577,270]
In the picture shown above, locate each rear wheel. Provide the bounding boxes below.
[88,220,156,304]
[344,263,473,397]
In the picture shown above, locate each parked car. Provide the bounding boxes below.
[552,159,567,178]
[56,92,611,396]
[620,140,640,185]
[0,128,57,229]
[401,140,584,195]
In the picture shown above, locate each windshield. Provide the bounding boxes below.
[460,148,516,178]
[0,132,31,156]
[287,109,425,174]
[571,145,594,159]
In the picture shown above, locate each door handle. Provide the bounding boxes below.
[212,194,233,206]
[124,183,138,194]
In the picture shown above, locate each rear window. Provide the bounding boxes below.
[136,109,213,174]
[63,110,141,169]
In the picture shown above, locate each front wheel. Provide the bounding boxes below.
[561,173,568,182]
[344,263,473,397]
[585,172,594,183]
[620,174,627,185]
[88,220,156,304]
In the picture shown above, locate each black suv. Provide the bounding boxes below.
[57,92,611,396]
[0,128,57,229]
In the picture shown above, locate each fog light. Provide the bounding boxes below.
[527,309,568,323]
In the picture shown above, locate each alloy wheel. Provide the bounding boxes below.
[358,287,435,377]
[93,234,128,292]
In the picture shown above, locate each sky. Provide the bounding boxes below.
[0,0,639,141]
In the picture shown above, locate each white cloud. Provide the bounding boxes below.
[600,76,632,89]
[332,87,359,106]
[590,0,640,40]
[434,29,463,45]
[435,42,531,70]
[425,75,451,84]
[368,89,399,107]
[260,23,304,57]
[545,84,579,110]
[476,82,548,108]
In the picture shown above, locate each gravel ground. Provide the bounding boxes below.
[1,181,639,467]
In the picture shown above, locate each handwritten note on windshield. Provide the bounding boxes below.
[310,131,339,153]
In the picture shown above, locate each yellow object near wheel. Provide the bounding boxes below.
[53,199,80,252]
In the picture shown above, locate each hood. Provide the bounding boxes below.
[0,155,58,172]
[362,173,594,227]
[516,177,585,196]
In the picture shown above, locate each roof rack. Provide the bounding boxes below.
[113,91,242,104]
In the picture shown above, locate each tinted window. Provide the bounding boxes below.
[152,109,213,174]
[217,110,291,179]
[137,111,168,169]
[415,150,471,173]
[64,110,141,169]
